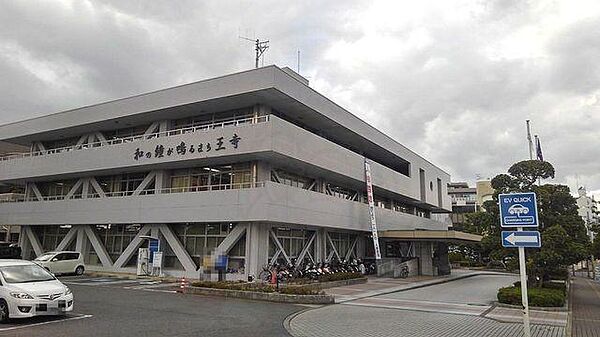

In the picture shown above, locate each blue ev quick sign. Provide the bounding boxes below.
[499,192,539,228]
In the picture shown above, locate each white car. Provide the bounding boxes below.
[34,251,85,275]
[0,260,73,322]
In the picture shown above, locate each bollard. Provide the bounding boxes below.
[177,277,188,293]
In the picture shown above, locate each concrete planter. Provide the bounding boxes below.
[183,286,335,304]
[288,277,367,290]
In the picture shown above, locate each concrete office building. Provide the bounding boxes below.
[0,66,473,279]
[577,187,598,242]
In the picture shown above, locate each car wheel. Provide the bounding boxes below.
[0,300,9,323]
[75,266,84,275]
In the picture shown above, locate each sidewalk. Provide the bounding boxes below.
[325,269,510,303]
[571,277,600,337]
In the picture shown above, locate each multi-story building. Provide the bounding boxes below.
[0,66,475,279]
[448,182,476,228]
[577,187,598,242]
[448,180,494,229]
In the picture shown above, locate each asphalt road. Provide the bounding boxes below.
[0,278,303,337]
[378,274,519,305]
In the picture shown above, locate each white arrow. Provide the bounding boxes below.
[505,233,538,245]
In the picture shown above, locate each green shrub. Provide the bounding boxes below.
[449,252,465,263]
[497,286,565,307]
[318,272,363,283]
[547,268,569,281]
[190,281,275,293]
[512,281,566,293]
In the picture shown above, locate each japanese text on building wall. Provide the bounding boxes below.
[133,133,242,161]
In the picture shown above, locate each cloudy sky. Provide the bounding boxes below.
[0,0,599,196]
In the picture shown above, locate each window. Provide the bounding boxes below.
[34,226,72,252]
[66,253,80,260]
[93,224,140,264]
[170,163,252,191]
[269,227,314,265]
[174,223,241,259]
[104,125,149,141]
[170,107,254,130]
[271,169,313,189]
[54,253,68,261]
[97,173,148,196]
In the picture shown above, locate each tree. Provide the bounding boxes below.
[476,160,589,284]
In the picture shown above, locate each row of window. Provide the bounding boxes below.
[271,168,431,218]
[31,223,369,271]
[30,162,255,199]
[170,163,253,190]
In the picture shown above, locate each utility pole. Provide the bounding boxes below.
[239,36,269,68]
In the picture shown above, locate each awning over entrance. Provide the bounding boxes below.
[379,230,482,243]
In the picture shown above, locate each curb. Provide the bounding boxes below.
[283,306,320,337]
[565,277,573,337]
[493,301,568,312]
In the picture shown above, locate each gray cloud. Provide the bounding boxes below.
[0,0,598,195]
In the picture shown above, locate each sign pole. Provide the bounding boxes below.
[499,192,539,337]
[517,227,531,337]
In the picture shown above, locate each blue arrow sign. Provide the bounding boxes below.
[502,231,541,248]
[499,192,539,228]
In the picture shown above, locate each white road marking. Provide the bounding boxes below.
[64,279,139,286]
[0,314,93,332]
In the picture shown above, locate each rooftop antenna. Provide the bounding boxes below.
[239,36,269,68]
[297,50,301,73]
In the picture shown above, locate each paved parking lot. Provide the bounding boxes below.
[0,275,303,337]
[287,274,566,337]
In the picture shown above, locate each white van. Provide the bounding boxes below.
[34,251,85,276]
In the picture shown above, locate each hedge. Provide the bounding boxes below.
[497,286,565,307]
[190,281,325,295]
[289,272,363,284]
[191,281,275,293]
[513,281,566,293]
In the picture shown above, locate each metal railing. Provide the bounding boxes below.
[0,115,270,162]
[0,182,265,203]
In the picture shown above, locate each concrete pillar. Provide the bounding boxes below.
[256,161,271,182]
[19,226,32,260]
[356,235,366,259]
[314,228,327,262]
[75,226,89,261]
[436,242,451,275]
[245,223,270,279]
[417,242,434,276]
[155,170,170,192]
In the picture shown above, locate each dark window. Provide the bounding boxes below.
[419,169,426,202]
[437,178,443,207]
[65,253,80,260]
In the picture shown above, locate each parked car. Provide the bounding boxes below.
[0,259,73,322]
[0,243,21,259]
[34,251,85,276]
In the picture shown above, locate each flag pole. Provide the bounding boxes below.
[526,120,533,160]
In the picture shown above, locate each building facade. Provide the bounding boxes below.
[577,187,598,242]
[0,66,458,279]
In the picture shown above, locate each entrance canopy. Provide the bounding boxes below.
[379,230,482,243]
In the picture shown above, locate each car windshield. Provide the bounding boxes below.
[34,253,56,262]
[0,265,56,283]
